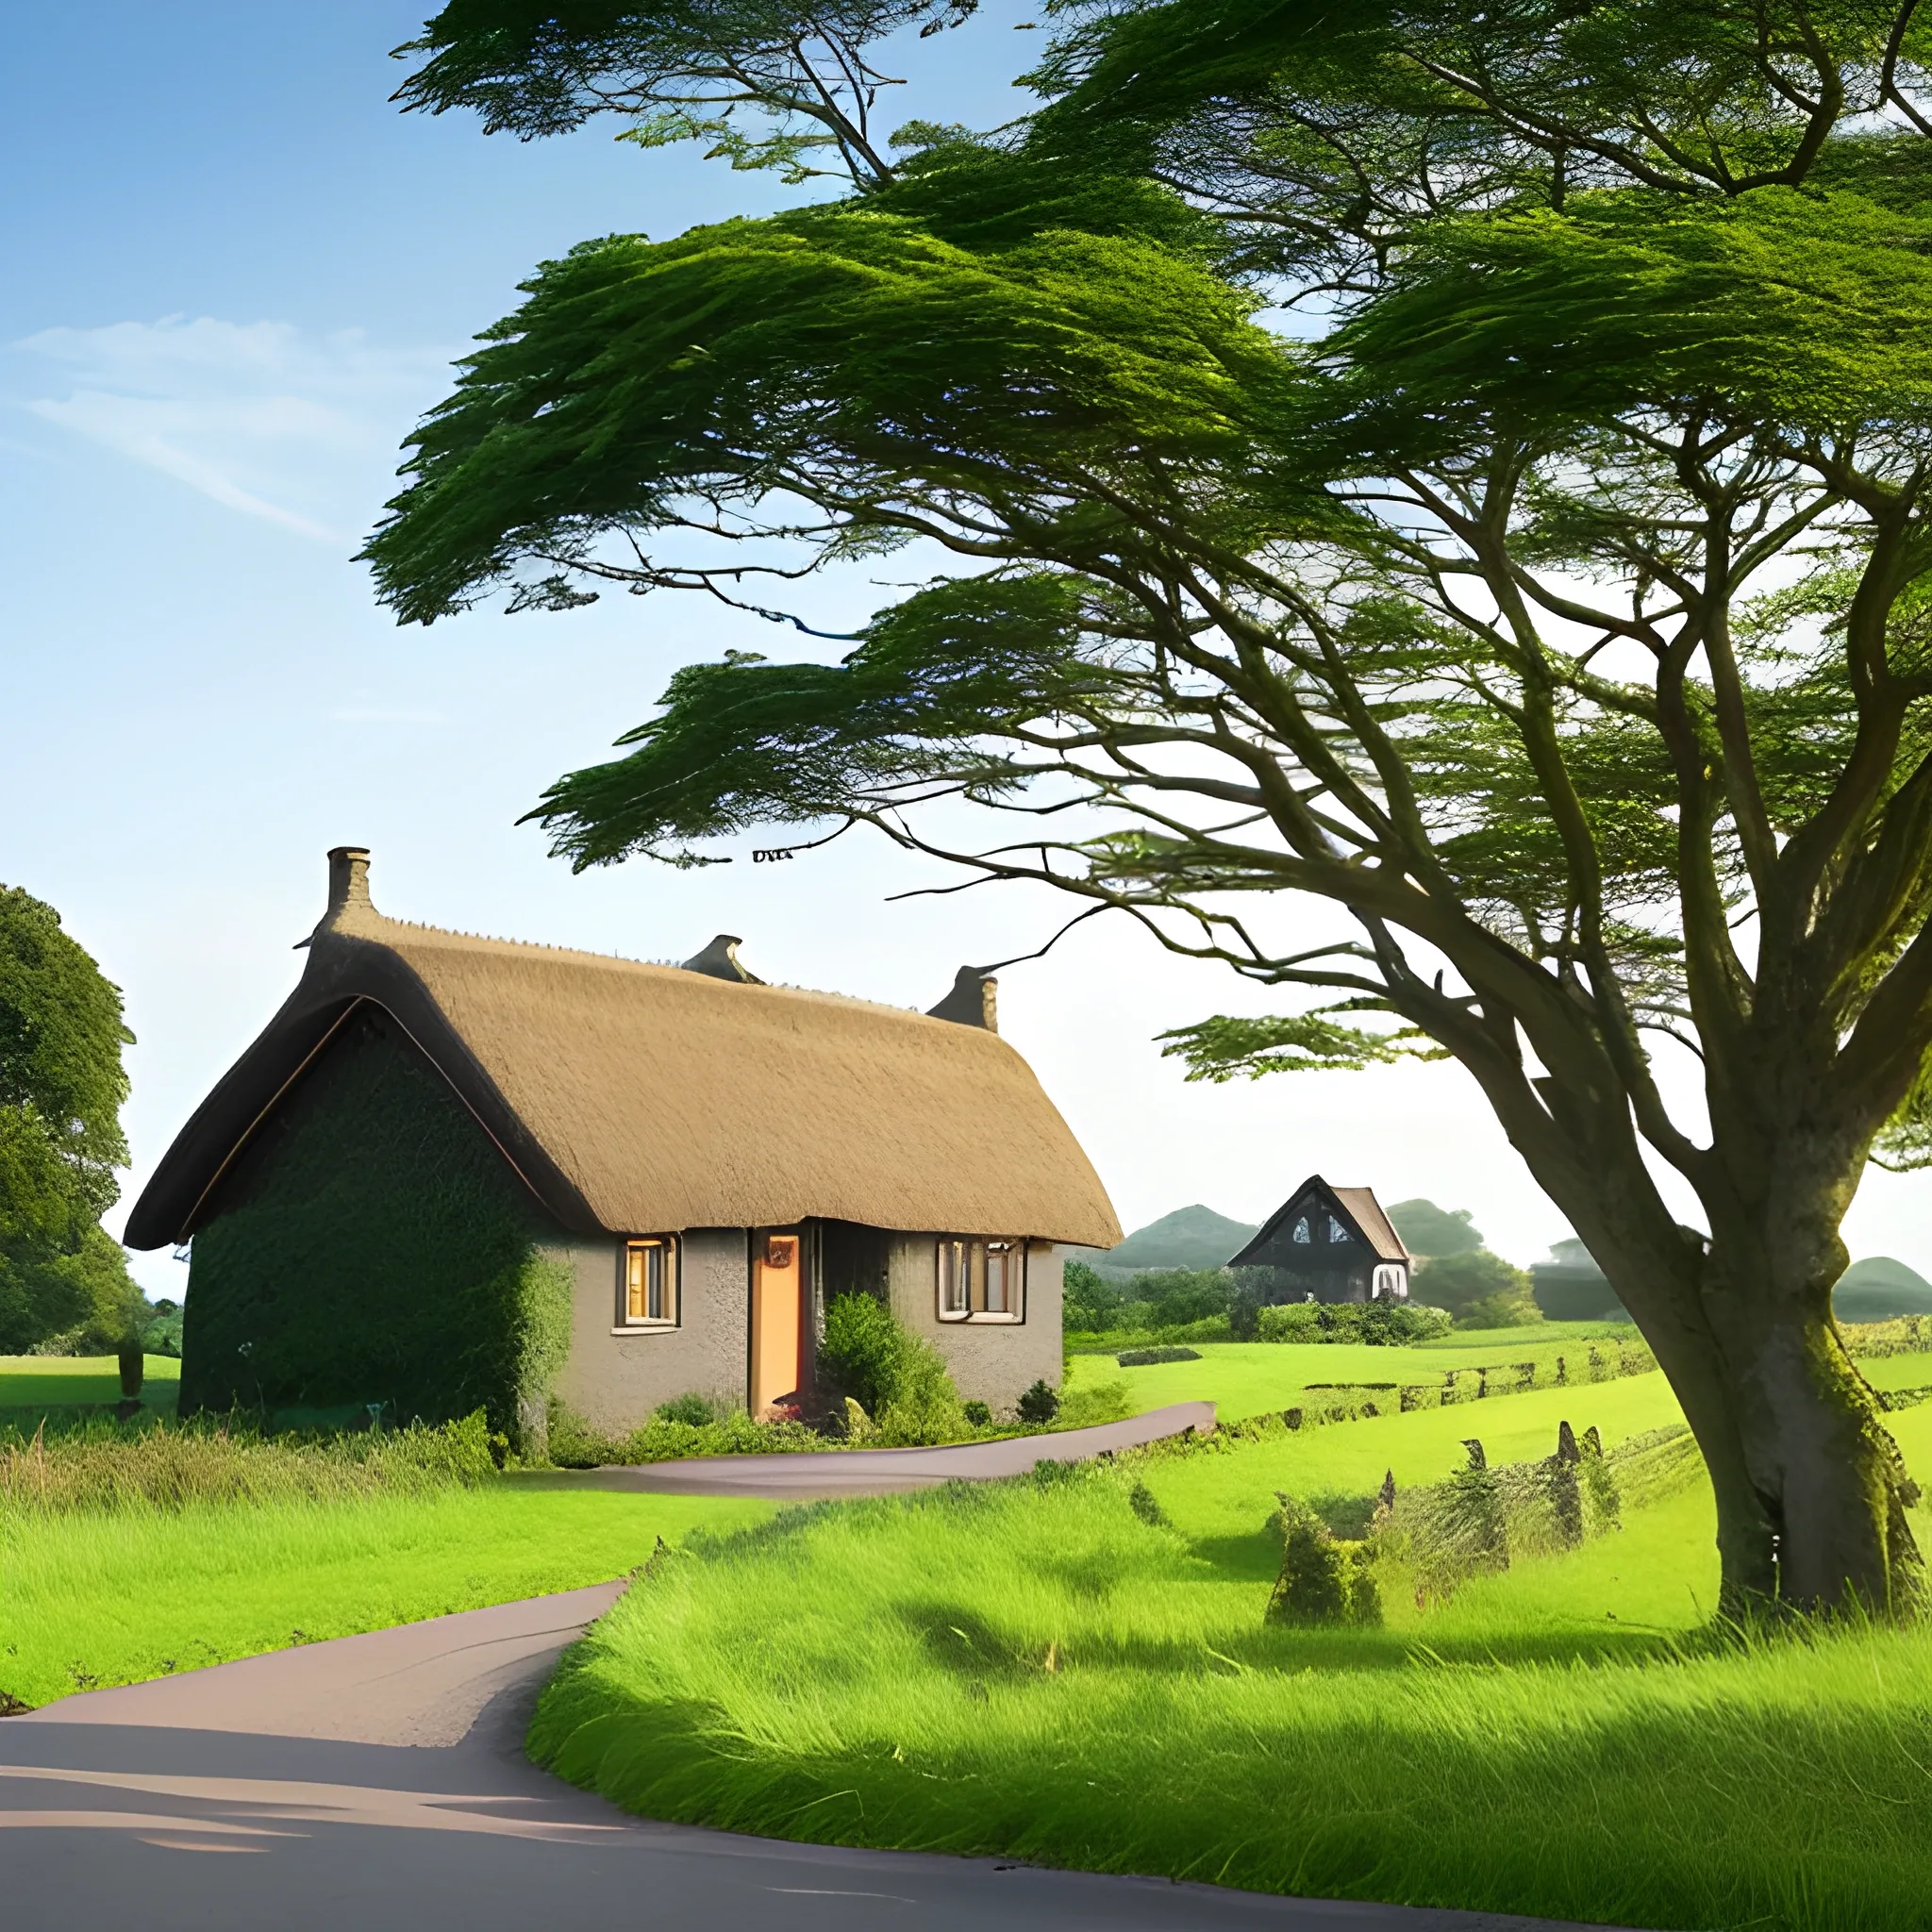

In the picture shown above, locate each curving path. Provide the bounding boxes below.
[3,1587,1641,1932]
[2,1409,1642,1929]
[521,1400,1220,1498]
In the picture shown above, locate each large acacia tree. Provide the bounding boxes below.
[374,0,1932,1615]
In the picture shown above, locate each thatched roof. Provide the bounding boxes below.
[1227,1176,1409,1267]
[125,850,1121,1250]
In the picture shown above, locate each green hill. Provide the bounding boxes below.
[1835,1256,1932,1323]
[1071,1204,1258,1275]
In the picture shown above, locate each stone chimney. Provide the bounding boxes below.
[926,966,998,1032]
[680,934,765,984]
[325,846,374,924]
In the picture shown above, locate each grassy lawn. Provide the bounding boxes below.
[0,1449,767,1710]
[1070,1332,1932,1429]
[0,1353,180,1417]
[1068,1329,1651,1421]
[528,1392,1932,1931]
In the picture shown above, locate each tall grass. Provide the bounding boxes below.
[0,1410,497,1512]
[531,1463,1932,1931]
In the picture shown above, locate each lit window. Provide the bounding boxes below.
[623,1238,678,1325]
[1291,1217,1311,1244]
[1371,1263,1406,1301]
[937,1239,1024,1322]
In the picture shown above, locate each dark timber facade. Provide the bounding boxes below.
[1227,1175,1411,1304]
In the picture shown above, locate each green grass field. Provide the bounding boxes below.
[0,1416,768,1712]
[1070,1333,1932,1427]
[526,1386,1932,1932]
[0,1353,180,1417]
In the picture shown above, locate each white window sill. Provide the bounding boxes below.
[610,1323,678,1336]
[938,1312,1024,1324]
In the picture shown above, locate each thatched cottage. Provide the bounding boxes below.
[1227,1175,1410,1303]
[125,849,1120,1441]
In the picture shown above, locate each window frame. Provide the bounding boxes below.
[936,1237,1026,1324]
[617,1235,680,1331]
[1370,1262,1407,1302]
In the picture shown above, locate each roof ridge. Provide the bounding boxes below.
[338,906,934,1019]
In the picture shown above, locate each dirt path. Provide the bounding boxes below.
[2,1588,1641,1932]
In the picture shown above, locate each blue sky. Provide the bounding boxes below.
[8,1,1927,1293]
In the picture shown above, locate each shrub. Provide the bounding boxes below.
[1016,1379,1060,1425]
[1265,1492,1381,1627]
[962,1399,992,1426]
[1255,1301,1453,1344]
[1410,1250,1542,1327]
[818,1293,906,1416]
[818,1293,967,1444]
[1115,1345,1201,1366]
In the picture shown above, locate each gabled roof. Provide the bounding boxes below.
[1225,1174,1410,1268]
[125,850,1121,1251]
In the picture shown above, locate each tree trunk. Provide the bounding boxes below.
[1591,1208,1924,1619]
[1493,1097,1923,1618]
[1690,1273,1923,1619]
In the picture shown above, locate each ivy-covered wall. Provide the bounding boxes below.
[179,1006,572,1435]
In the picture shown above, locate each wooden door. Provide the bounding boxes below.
[751,1230,803,1414]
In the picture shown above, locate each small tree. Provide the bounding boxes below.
[1416,1251,1542,1330]
[371,2,1932,1615]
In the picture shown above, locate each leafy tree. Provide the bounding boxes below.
[1413,1249,1541,1330]
[0,887,140,1351]
[373,3,1932,1614]
[1062,1257,1123,1331]
[1387,1199,1483,1259]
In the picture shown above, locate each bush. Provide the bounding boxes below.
[1255,1301,1454,1345]
[1264,1492,1380,1627]
[962,1399,992,1427]
[818,1293,967,1444]
[1410,1250,1542,1327]
[1115,1345,1201,1366]
[1016,1379,1060,1425]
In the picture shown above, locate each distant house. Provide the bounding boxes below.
[1226,1175,1410,1303]
[125,849,1121,1441]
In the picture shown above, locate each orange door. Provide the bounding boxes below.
[751,1231,803,1413]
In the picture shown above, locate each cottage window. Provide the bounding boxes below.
[1291,1217,1311,1243]
[622,1238,678,1326]
[937,1238,1025,1323]
[1328,1216,1351,1244]
[1371,1263,1406,1302]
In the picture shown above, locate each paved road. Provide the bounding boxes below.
[522,1400,1220,1497]
[4,1412,1639,1928]
[2,1586,1644,1932]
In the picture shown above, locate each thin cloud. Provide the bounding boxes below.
[11,317,452,544]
